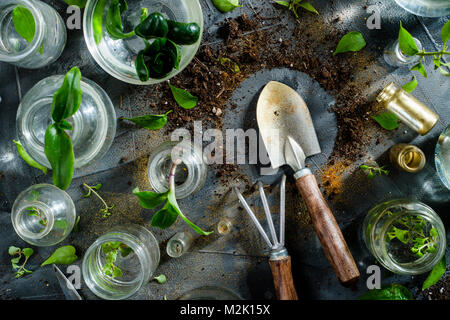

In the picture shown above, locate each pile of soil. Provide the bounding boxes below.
[423,271,450,300]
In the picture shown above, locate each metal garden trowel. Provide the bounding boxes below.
[256,81,360,286]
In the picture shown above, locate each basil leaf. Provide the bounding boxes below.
[51,67,82,122]
[275,1,290,8]
[441,20,450,45]
[422,256,446,290]
[411,61,427,78]
[133,187,168,208]
[137,38,179,80]
[297,2,318,14]
[106,0,135,40]
[401,75,417,93]
[169,84,198,109]
[398,22,418,56]
[359,283,413,300]
[13,140,47,174]
[135,51,150,81]
[44,124,74,190]
[123,110,172,130]
[154,274,167,284]
[167,39,181,70]
[93,0,108,44]
[41,245,78,267]
[22,248,34,258]
[134,12,168,39]
[212,0,242,13]
[8,246,21,256]
[333,31,366,55]
[371,112,399,130]
[12,6,35,44]
[439,67,450,76]
[63,0,87,8]
[167,20,201,45]
[151,201,179,229]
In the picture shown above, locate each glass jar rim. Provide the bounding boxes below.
[0,0,45,62]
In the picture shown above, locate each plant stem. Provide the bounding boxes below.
[168,159,182,192]
[416,50,450,56]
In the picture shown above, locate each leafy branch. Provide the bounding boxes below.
[274,0,318,19]
[9,246,34,278]
[101,242,132,278]
[360,164,389,179]
[82,183,114,218]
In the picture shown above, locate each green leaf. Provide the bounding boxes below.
[391,227,410,244]
[441,20,450,45]
[135,51,150,82]
[169,84,198,109]
[218,57,240,73]
[44,124,74,190]
[11,257,20,264]
[398,22,418,56]
[333,31,366,55]
[134,12,168,40]
[22,248,34,258]
[93,0,108,44]
[63,0,87,8]
[123,110,172,130]
[401,75,417,93]
[119,245,133,257]
[13,140,47,174]
[41,245,78,266]
[106,0,135,40]
[54,220,69,230]
[359,283,413,300]
[439,67,450,76]
[154,274,167,284]
[151,201,179,229]
[12,6,36,44]
[51,67,82,122]
[133,187,168,209]
[274,1,290,7]
[113,267,123,278]
[212,0,242,13]
[411,62,427,78]
[8,246,21,256]
[371,112,399,130]
[422,256,446,290]
[297,2,318,14]
[73,216,80,232]
[166,20,201,45]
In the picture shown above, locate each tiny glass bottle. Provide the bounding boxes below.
[217,218,233,235]
[166,231,194,258]
[0,0,67,69]
[383,38,422,67]
[147,141,207,199]
[376,82,439,135]
[389,143,426,173]
[11,184,76,246]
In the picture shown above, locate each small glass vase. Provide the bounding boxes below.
[0,0,66,69]
[363,199,446,275]
[11,184,76,246]
[16,75,116,169]
[383,38,422,67]
[166,231,194,258]
[82,224,160,300]
[147,141,207,199]
[83,0,203,85]
[435,125,450,189]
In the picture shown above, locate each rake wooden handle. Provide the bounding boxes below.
[268,255,298,300]
[295,173,360,286]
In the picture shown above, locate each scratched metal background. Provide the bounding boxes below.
[0,0,449,300]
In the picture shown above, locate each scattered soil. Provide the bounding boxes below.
[423,270,450,300]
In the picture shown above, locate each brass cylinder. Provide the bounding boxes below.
[376,82,439,135]
[389,143,426,173]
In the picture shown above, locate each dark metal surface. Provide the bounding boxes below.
[0,0,449,300]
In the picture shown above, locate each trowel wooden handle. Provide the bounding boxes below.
[269,255,298,300]
[295,173,360,286]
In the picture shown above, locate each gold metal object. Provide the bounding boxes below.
[376,82,439,135]
[389,143,426,173]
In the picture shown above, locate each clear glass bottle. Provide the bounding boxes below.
[383,38,423,67]
[389,143,426,173]
[82,224,160,300]
[83,0,203,85]
[166,231,194,258]
[435,124,450,189]
[11,184,76,246]
[394,0,450,17]
[0,0,66,68]
[16,75,116,169]
[363,199,446,275]
[147,141,207,199]
[376,82,439,135]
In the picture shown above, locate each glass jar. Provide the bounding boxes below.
[11,184,76,246]
[82,224,160,300]
[394,0,450,17]
[16,75,116,169]
[83,0,203,85]
[383,38,422,67]
[147,141,207,199]
[0,0,66,68]
[363,199,446,275]
[435,125,450,189]
[166,231,194,258]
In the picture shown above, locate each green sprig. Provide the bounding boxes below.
[82,183,114,218]
[360,164,389,179]
[9,246,34,278]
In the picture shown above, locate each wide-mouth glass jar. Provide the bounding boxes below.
[11,184,76,246]
[83,0,203,85]
[82,224,160,300]
[0,0,66,68]
[383,38,422,67]
[147,141,207,199]
[16,75,116,169]
[363,199,446,275]
[394,0,450,17]
[435,125,450,189]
